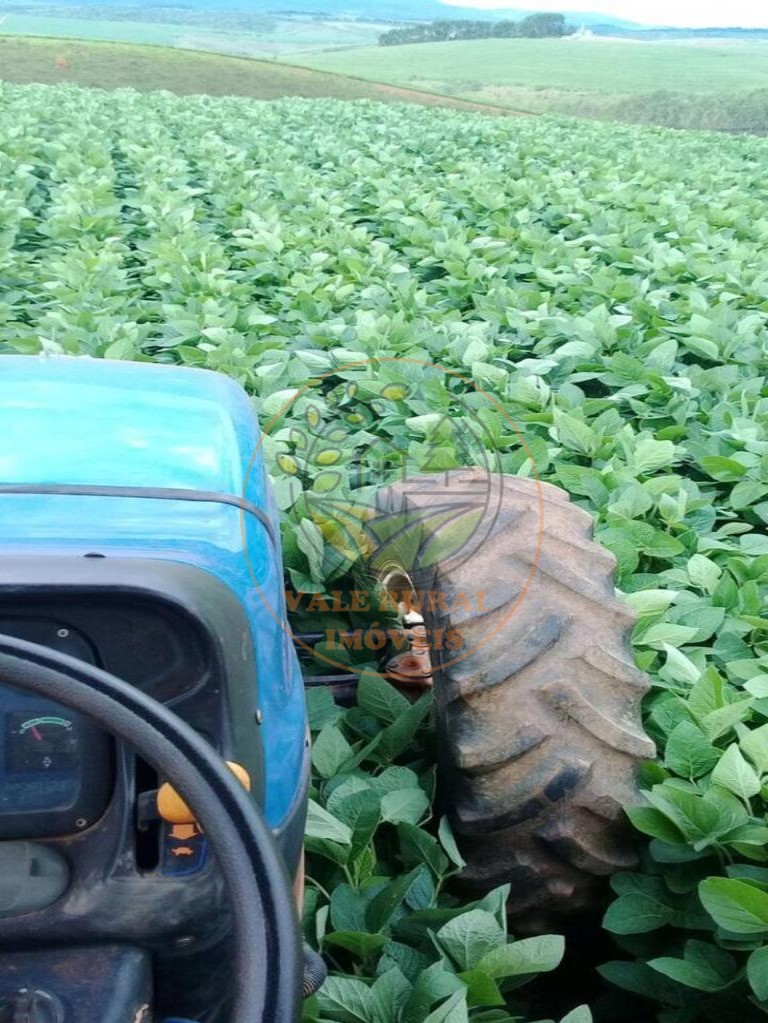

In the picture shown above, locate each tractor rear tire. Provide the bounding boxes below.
[373,471,655,927]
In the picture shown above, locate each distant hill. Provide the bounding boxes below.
[0,0,642,28]
[590,23,768,39]
[6,1,766,37]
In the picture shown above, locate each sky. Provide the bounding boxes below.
[440,0,768,27]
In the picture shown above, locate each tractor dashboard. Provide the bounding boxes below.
[0,587,221,843]
[0,557,277,1023]
[0,691,110,840]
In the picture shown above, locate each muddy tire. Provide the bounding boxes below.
[373,470,654,926]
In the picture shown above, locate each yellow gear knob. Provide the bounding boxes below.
[157,761,252,825]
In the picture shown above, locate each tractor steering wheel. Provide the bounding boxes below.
[0,634,302,1023]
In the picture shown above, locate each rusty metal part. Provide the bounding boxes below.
[384,625,433,688]
[296,622,435,699]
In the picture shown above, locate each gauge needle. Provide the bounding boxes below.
[30,726,43,741]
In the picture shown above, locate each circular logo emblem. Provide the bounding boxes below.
[243,358,544,676]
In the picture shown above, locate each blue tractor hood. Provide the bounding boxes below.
[0,355,269,504]
[0,356,306,830]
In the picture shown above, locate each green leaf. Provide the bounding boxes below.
[685,940,737,982]
[598,960,667,999]
[688,668,725,722]
[370,767,421,797]
[381,787,430,825]
[376,692,433,761]
[305,799,352,845]
[405,863,436,910]
[711,744,761,800]
[740,723,768,775]
[684,336,719,361]
[699,456,747,482]
[664,721,719,779]
[404,962,463,1023]
[435,909,506,972]
[394,824,448,883]
[553,409,597,455]
[560,1008,592,1023]
[687,554,722,593]
[304,836,350,866]
[305,687,343,731]
[476,935,565,979]
[261,387,302,422]
[675,605,725,643]
[623,589,678,617]
[423,990,469,1023]
[699,878,768,934]
[648,956,728,992]
[639,623,699,649]
[326,777,373,814]
[296,517,325,582]
[333,789,382,864]
[645,784,747,845]
[744,677,768,698]
[725,824,768,846]
[311,723,353,780]
[555,464,608,505]
[365,868,422,933]
[315,976,374,1023]
[701,698,754,741]
[357,671,410,724]
[747,946,768,1001]
[603,893,674,934]
[641,530,686,559]
[330,883,369,933]
[370,968,412,1023]
[438,817,467,870]
[329,787,381,832]
[380,942,431,984]
[625,806,686,845]
[633,437,676,474]
[456,970,504,1008]
[662,644,702,685]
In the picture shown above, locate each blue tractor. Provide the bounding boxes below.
[0,356,650,1022]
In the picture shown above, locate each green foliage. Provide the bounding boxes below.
[379,14,567,46]
[302,685,570,1022]
[602,639,768,1014]
[2,82,768,1020]
[599,597,768,1016]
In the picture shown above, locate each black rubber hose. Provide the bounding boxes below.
[0,635,302,1023]
[302,944,328,999]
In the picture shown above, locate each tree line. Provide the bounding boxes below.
[379,13,568,45]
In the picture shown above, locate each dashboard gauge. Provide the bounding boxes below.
[6,713,80,773]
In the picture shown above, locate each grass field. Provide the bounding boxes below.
[295,37,768,128]
[0,36,517,111]
[0,14,180,45]
[296,37,768,96]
